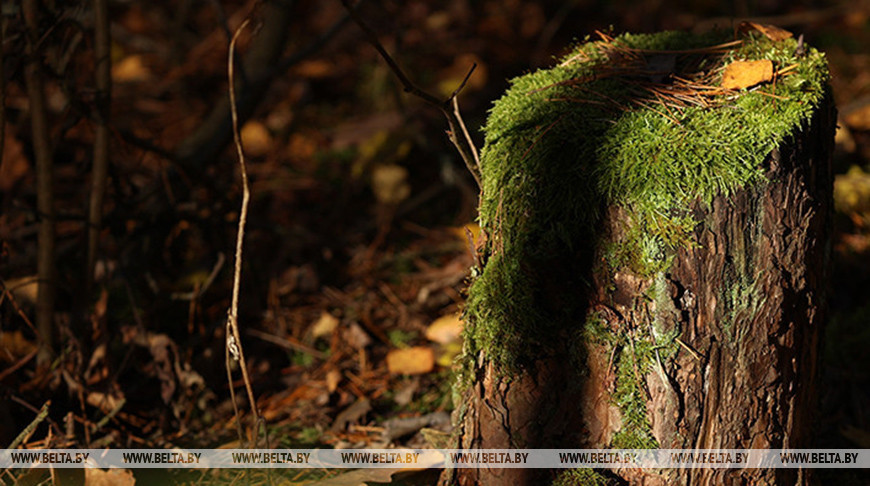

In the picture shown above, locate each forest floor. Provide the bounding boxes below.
[2,1,870,485]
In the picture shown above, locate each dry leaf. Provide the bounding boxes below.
[86,389,125,414]
[371,164,411,205]
[0,330,38,362]
[836,125,856,153]
[436,341,462,367]
[449,223,481,243]
[85,468,136,486]
[844,103,870,132]
[240,121,273,158]
[4,276,39,305]
[311,311,339,338]
[720,60,773,90]
[325,369,342,393]
[112,55,151,82]
[343,322,372,349]
[425,314,463,344]
[331,398,371,431]
[386,347,435,375]
[739,22,793,41]
[295,59,335,78]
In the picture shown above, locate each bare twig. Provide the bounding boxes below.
[9,401,50,449]
[226,18,261,447]
[175,2,359,172]
[339,0,482,189]
[86,0,111,291]
[245,329,327,360]
[23,0,56,365]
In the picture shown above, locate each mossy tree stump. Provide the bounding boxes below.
[446,30,834,486]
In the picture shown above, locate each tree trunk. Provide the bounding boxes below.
[446,31,834,486]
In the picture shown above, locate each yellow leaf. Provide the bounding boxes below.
[311,311,339,339]
[425,314,463,344]
[241,121,273,158]
[844,103,870,132]
[371,164,410,205]
[437,341,462,367]
[720,60,773,90]
[449,223,481,243]
[386,347,434,375]
[326,369,342,393]
[112,55,151,82]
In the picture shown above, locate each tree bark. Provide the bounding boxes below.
[446,96,834,486]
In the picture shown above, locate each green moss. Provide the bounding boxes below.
[610,345,658,449]
[553,468,616,486]
[462,30,829,379]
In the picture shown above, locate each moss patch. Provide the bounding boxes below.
[552,468,616,486]
[462,30,830,379]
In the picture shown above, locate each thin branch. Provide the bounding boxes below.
[226,18,260,447]
[339,0,482,189]
[86,0,112,291]
[175,1,358,172]
[453,96,479,168]
[23,0,56,365]
[8,401,50,449]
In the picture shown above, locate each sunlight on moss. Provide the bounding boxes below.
[462,30,829,380]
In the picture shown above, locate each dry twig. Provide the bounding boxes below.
[339,0,482,189]
[225,18,261,446]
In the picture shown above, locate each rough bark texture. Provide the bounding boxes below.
[446,99,834,486]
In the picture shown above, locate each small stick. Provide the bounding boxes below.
[9,401,50,449]
[226,18,260,446]
[339,0,481,189]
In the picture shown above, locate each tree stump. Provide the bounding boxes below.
[446,29,834,486]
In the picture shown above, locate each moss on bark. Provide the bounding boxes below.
[457,30,831,453]
[462,29,828,377]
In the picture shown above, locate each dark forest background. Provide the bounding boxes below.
[1,0,869,484]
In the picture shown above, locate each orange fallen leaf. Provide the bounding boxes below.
[425,314,463,344]
[739,22,793,41]
[112,55,151,82]
[386,347,435,375]
[295,59,335,78]
[844,103,870,132]
[721,60,773,90]
[240,121,273,158]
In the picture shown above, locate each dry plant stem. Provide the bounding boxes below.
[24,0,56,365]
[9,401,50,450]
[226,18,260,446]
[86,0,112,291]
[339,0,482,189]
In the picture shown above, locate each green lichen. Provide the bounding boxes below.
[461,29,829,380]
